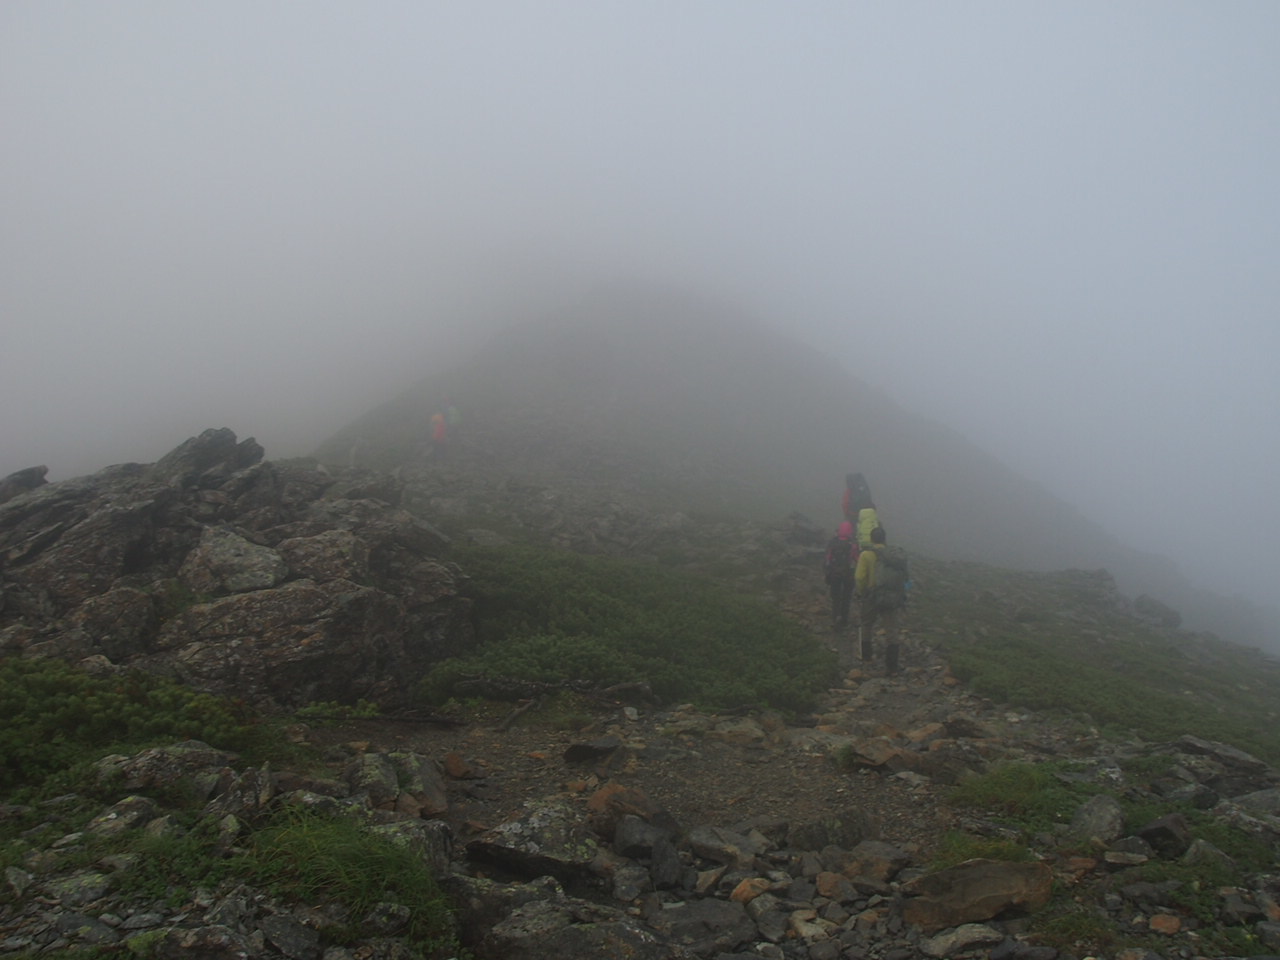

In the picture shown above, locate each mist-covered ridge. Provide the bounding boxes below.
[317,284,1277,652]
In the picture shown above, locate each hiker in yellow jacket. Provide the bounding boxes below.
[855,526,909,675]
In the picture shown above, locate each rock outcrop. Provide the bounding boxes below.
[0,428,473,709]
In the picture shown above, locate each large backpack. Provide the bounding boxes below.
[856,507,880,547]
[824,537,856,584]
[870,545,910,609]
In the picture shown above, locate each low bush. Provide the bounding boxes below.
[244,807,458,949]
[0,657,278,800]
[949,761,1091,830]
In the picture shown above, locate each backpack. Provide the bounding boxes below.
[870,545,910,608]
[824,537,856,584]
[856,507,880,547]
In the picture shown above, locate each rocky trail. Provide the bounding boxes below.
[6,434,1280,959]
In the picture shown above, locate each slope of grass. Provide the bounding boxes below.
[910,557,1280,764]
[426,542,836,713]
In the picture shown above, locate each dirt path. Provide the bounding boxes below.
[309,584,966,859]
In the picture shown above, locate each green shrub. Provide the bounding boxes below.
[426,544,835,713]
[949,762,1091,830]
[113,819,234,906]
[244,807,458,950]
[930,830,1034,868]
[0,657,277,799]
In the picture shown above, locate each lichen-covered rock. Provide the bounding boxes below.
[179,526,288,595]
[467,799,602,888]
[0,430,472,710]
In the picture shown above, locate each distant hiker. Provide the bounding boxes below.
[823,520,858,634]
[855,526,911,675]
[445,398,461,442]
[430,410,448,455]
[842,472,881,546]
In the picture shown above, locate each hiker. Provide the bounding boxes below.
[430,410,447,455]
[842,472,881,547]
[855,526,910,675]
[823,520,858,633]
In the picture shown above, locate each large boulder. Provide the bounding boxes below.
[901,859,1053,933]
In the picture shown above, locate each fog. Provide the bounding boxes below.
[2,3,1277,615]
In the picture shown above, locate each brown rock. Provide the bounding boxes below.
[730,877,771,903]
[901,858,1053,932]
[1149,913,1182,935]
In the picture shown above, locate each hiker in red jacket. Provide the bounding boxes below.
[430,410,447,456]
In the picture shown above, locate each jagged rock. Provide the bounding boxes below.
[0,465,48,504]
[900,859,1053,932]
[150,427,263,488]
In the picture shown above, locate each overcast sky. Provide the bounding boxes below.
[2,2,1277,608]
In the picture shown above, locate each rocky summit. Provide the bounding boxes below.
[2,428,1280,960]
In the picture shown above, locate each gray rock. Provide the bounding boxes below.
[786,809,876,853]
[1069,793,1125,843]
[43,871,111,907]
[482,895,686,960]
[467,798,602,887]
[645,898,755,956]
[920,922,1003,958]
[0,465,48,504]
[688,825,765,870]
[85,795,160,837]
[260,914,322,960]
